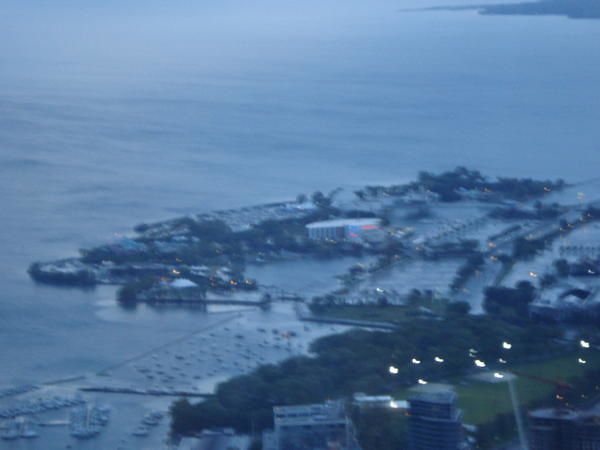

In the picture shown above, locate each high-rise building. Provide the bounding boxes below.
[529,406,600,450]
[408,389,464,450]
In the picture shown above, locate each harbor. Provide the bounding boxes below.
[0,303,350,449]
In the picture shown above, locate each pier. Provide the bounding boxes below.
[295,304,398,330]
[299,315,399,330]
[143,298,271,308]
[79,386,213,398]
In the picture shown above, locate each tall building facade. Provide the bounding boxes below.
[408,390,464,450]
[529,407,600,450]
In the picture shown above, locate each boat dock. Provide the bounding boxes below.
[295,304,398,330]
[79,386,214,398]
[299,315,399,330]
[143,298,271,308]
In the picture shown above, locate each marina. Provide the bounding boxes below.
[0,303,348,448]
[1,418,41,441]
[69,403,111,439]
[0,396,85,419]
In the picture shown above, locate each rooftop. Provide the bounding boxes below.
[408,390,456,404]
[178,430,250,450]
[274,400,347,426]
[170,278,198,289]
[306,218,381,229]
[530,406,600,422]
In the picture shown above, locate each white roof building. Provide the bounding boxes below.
[306,218,382,241]
[170,278,198,289]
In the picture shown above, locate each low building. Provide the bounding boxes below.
[530,282,599,322]
[306,218,382,242]
[170,278,198,289]
[353,392,408,410]
[263,400,361,450]
[400,189,440,204]
[529,406,600,450]
[178,429,251,450]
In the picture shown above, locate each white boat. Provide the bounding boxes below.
[1,421,20,440]
[132,425,150,437]
[21,420,39,439]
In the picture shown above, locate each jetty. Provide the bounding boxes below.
[295,304,398,330]
[143,298,270,308]
[79,386,213,398]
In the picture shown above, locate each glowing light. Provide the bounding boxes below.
[502,341,512,350]
[494,372,505,379]
[389,366,399,375]
[498,358,507,364]
[475,359,486,368]
[389,401,399,409]
[411,358,421,365]
[434,357,444,363]
[418,379,428,385]
[580,340,590,349]
[578,358,587,365]
[529,271,538,278]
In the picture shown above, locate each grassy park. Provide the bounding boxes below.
[395,351,600,425]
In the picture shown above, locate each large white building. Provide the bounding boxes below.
[306,218,382,241]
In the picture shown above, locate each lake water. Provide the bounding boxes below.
[1,0,599,447]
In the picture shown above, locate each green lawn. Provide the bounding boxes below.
[397,351,600,425]
[460,352,600,424]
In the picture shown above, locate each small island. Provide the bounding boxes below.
[437,0,600,20]
[480,0,600,19]
[29,166,570,311]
